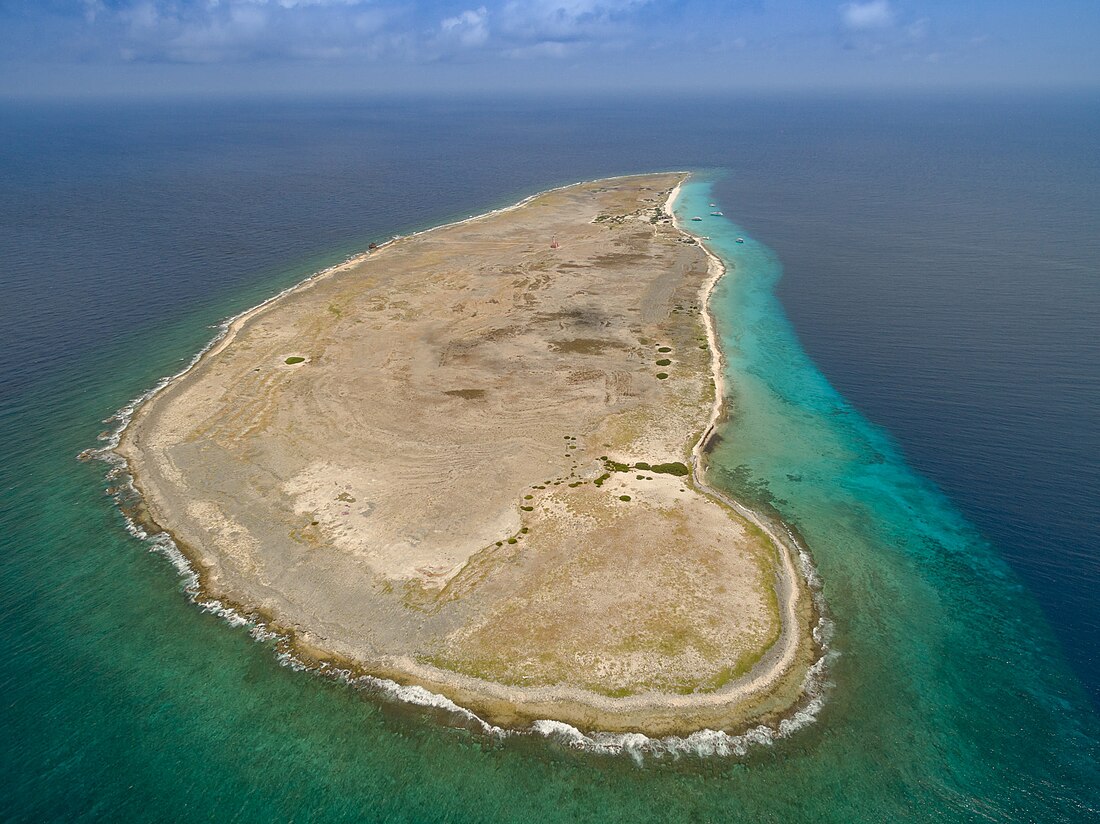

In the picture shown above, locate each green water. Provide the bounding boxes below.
[2,178,1097,822]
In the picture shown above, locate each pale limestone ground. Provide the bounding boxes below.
[119,173,805,728]
[428,475,779,697]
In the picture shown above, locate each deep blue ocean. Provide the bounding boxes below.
[1,94,1097,821]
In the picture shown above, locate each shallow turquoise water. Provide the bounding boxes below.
[681,177,1100,817]
[1,170,1097,821]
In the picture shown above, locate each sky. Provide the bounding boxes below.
[1,0,1098,97]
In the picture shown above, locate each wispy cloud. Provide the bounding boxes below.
[499,0,653,46]
[19,0,658,64]
[80,0,106,23]
[906,17,929,40]
[35,0,403,63]
[840,0,894,31]
[2,0,1096,94]
[440,7,490,48]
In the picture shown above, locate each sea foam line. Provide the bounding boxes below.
[81,172,833,762]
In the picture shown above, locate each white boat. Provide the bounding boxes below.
[710,211,723,216]
[735,237,744,244]
[709,203,716,207]
[691,216,703,221]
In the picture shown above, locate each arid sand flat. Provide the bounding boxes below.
[117,173,817,735]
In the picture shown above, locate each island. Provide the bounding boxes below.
[116,172,820,736]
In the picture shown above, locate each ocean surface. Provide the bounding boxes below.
[1,95,1097,821]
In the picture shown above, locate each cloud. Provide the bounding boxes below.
[436,1,653,59]
[840,1,894,31]
[260,0,366,7]
[500,0,652,43]
[155,5,270,63]
[906,17,929,40]
[440,7,490,48]
[25,0,657,65]
[80,0,106,23]
[0,0,667,68]
[73,0,399,63]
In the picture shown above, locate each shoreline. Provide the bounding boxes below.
[89,172,827,752]
[672,182,825,723]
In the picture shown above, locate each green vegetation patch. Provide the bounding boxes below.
[284,356,306,365]
[656,359,672,367]
[549,338,622,355]
[656,372,669,380]
[619,495,632,502]
[657,346,672,353]
[602,458,689,477]
[650,462,690,477]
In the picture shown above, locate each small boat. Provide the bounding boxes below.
[709,203,716,207]
[691,216,703,221]
[735,237,745,244]
[710,211,723,216]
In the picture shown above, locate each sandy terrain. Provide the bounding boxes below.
[116,173,817,735]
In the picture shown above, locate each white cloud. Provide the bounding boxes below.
[491,0,652,59]
[80,0,106,23]
[94,0,400,63]
[907,17,929,40]
[501,0,651,40]
[62,0,655,65]
[243,0,371,7]
[440,7,490,48]
[120,2,161,33]
[508,0,647,20]
[840,0,894,31]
